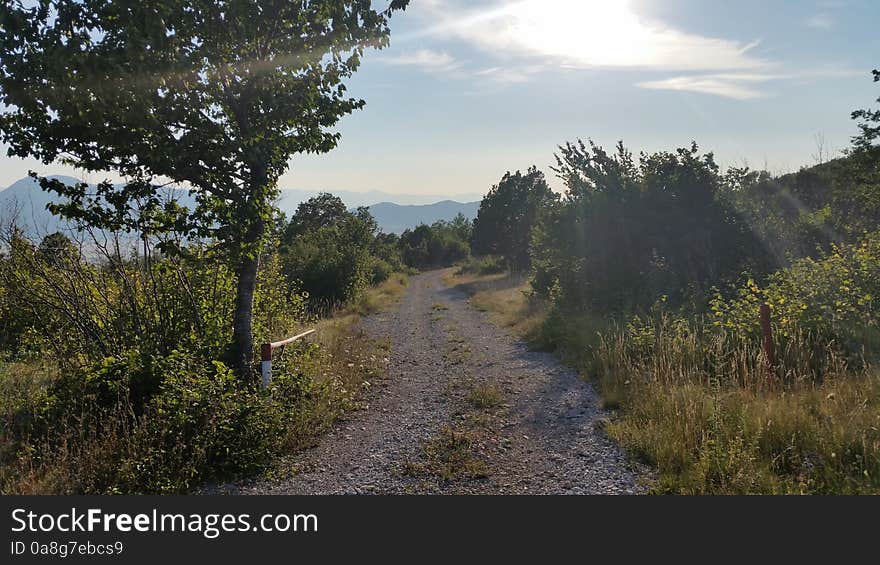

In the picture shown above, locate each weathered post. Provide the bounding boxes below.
[760,303,775,374]
[260,342,273,389]
[259,329,317,389]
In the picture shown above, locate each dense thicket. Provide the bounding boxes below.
[279,194,402,307]
[471,167,557,271]
[530,141,765,312]
[398,214,472,270]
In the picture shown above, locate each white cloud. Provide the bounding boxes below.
[406,1,858,99]
[638,73,773,100]
[379,49,461,73]
[638,69,863,100]
[473,65,545,84]
[806,13,834,29]
[422,0,769,72]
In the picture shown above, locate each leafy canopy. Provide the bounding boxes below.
[0,0,408,257]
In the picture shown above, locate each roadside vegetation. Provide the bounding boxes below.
[0,203,409,493]
[0,1,417,493]
[452,70,880,494]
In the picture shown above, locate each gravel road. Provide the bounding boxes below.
[238,270,642,495]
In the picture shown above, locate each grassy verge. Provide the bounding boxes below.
[444,266,547,341]
[446,269,880,494]
[0,274,407,494]
[347,273,409,317]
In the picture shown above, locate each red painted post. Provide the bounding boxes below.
[760,303,775,374]
[260,342,273,388]
[259,330,316,388]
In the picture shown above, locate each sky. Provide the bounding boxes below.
[1,0,878,197]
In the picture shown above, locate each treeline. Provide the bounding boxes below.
[278,192,473,310]
[0,182,480,493]
[0,0,428,495]
[466,71,880,493]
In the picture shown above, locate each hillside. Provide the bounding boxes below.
[367,200,480,233]
[0,176,481,235]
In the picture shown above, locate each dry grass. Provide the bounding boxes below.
[468,381,505,410]
[594,321,880,494]
[445,269,547,342]
[347,273,409,317]
[286,316,390,449]
[446,269,880,494]
[402,425,488,481]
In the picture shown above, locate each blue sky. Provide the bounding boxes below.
[2,0,878,197]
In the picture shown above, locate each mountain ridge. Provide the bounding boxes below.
[0,175,481,234]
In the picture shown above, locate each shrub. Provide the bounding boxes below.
[710,232,880,364]
[457,255,507,276]
[399,220,471,270]
[117,352,285,493]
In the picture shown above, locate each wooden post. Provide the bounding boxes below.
[260,342,273,388]
[760,303,775,373]
[259,329,316,389]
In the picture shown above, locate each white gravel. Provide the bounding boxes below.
[236,270,643,495]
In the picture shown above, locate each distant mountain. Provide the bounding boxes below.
[0,175,82,234]
[0,175,483,235]
[368,200,480,234]
[276,189,483,212]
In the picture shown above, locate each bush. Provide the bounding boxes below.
[117,352,284,493]
[530,141,763,313]
[710,232,880,364]
[399,219,471,270]
[368,256,394,285]
[280,195,397,307]
[457,255,507,276]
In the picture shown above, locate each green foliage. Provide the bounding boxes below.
[0,0,409,375]
[851,69,880,152]
[710,232,880,363]
[457,255,507,276]
[117,352,284,493]
[530,140,762,313]
[279,195,399,307]
[0,227,316,493]
[471,167,557,271]
[399,219,471,270]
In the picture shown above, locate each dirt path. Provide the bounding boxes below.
[240,270,641,494]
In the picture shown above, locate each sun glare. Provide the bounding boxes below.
[452,0,764,72]
[503,0,648,66]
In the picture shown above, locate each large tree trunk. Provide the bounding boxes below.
[230,204,267,379]
[231,252,260,378]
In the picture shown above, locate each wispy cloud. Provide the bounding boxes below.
[422,0,769,72]
[806,13,834,29]
[638,73,773,100]
[404,1,858,99]
[473,64,550,84]
[638,69,863,100]
[379,48,461,73]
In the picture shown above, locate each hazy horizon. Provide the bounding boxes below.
[1,0,878,194]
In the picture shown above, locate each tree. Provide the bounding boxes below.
[0,0,409,376]
[280,197,379,305]
[530,140,762,311]
[851,69,880,151]
[284,193,349,240]
[398,221,469,270]
[471,167,556,271]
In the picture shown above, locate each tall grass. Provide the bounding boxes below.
[592,315,879,494]
[448,269,880,494]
